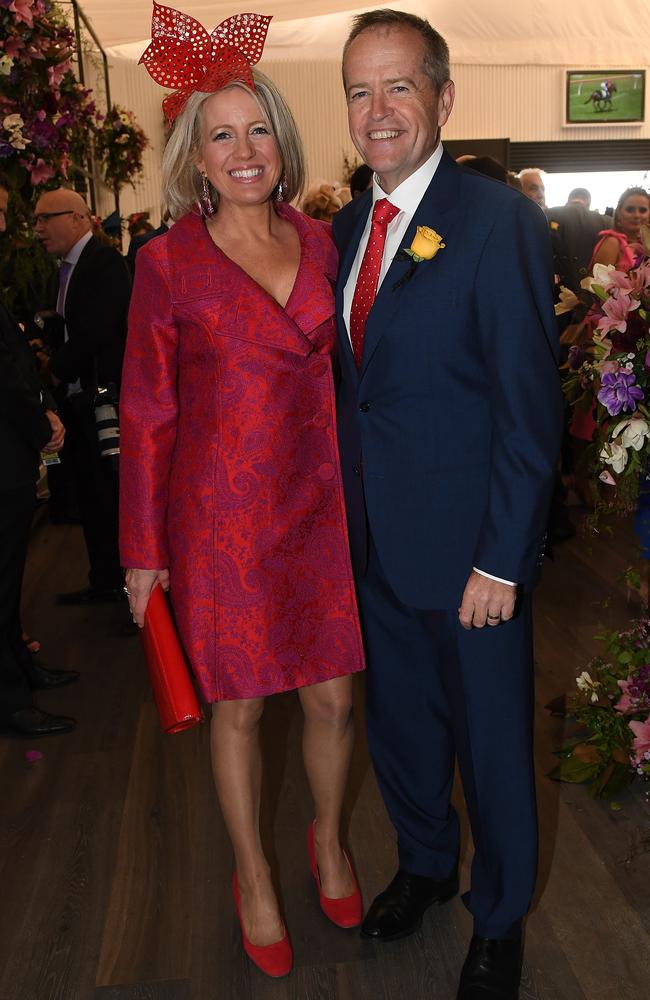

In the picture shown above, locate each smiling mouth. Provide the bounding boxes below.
[368,130,401,140]
[229,167,264,179]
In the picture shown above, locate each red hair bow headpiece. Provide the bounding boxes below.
[140,4,273,124]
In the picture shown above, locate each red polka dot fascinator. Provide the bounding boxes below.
[140,3,273,124]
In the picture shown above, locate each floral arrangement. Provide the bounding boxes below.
[0,0,102,190]
[94,106,148,195]
[550,617,650,799]
[561,252,650,513]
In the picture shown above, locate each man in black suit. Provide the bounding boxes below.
[0,178,77,737]
[547,188,611,294]
[34,188,131,604]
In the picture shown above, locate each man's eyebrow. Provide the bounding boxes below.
[347,76,417,95]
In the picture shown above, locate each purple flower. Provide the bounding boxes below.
[597,370,645,416]
[568,345,585,370]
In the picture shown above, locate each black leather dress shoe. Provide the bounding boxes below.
[3,707,76,738]
[361,868,458,941]
[457,935,522,999]
[23,660,80,690]
[56,585,123,606]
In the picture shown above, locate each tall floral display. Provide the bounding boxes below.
[557,241,650,802]
[0,0,148,318]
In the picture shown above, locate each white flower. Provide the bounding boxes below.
[554,285,579,316]
[611,417,650,452]
[3,113,24,131]
[600,441,628,473]
[581,263,616,292]
[0,55,13,77]
[576,671,600,701]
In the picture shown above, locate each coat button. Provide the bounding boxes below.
[318,462,335,480]
[312,361,328,378]
[359,401,371,412]
[313,412,329,428]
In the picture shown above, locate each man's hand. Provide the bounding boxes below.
[458,570,516,630]
[42,410,65,453]
[124,567,170,628]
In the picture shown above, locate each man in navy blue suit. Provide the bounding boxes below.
[333,11,563,999]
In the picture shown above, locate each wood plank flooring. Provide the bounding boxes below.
[1,508,649,1000]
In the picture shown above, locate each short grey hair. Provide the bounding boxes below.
[342,8,450,92]
[162,69,305,220]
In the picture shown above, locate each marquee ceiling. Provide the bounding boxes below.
[74,0,650,66]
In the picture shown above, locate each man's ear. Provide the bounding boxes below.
[437,79,455,129]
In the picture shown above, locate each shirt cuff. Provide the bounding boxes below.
[473,567,516,587]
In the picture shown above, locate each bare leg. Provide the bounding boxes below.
[210,698,284,946]
[299,676,356,897]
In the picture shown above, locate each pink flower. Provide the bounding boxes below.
[597,293,640,335]
[48,58,72,89]
[9,0,35,29]
[607,270,634,295]
[598,359,620,376]
[28,158,55,185]
[4,37,25,59]
[599,469,616,486]
[629,717,650,765]
[615,678,633,713]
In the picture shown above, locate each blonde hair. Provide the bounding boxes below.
[161,69,305,220]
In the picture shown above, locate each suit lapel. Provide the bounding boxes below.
[360,150,461,378]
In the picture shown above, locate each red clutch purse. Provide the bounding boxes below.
[140,584,202,733]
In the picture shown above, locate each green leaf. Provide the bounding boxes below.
[548,757,601,784]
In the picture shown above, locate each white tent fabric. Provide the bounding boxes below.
[83,0,650,66]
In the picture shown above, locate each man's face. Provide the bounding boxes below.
[0,187,7,234]
[34,193,83,257]
[343,26,454,194]
[521,172,545,207]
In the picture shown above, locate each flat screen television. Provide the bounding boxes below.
[565,70,645,125]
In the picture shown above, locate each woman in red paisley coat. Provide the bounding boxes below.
[119,62,365,975]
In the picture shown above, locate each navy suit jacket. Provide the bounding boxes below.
[333,151,563,609]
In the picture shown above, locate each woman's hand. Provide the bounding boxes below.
[125,567,170,628]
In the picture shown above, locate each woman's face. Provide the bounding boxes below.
[617,194,650,240]
[196,87,282,210]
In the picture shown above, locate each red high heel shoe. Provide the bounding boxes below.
[232,873,293,978]
[307,821,362,928]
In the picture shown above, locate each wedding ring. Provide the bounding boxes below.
[487,613,501,624]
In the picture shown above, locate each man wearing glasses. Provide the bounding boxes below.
[34,188,131,605]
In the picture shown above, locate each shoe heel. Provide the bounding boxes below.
[232,873,293,978]
[307,820,363,928]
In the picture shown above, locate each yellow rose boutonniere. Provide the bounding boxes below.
[550,220,560,231]
[409,226,446,261]
[393,226,445,289]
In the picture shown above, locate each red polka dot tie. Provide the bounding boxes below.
[350,198,400,368]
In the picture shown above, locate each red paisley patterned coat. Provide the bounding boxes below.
[119,206,364,702]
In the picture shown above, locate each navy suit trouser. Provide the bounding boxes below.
[358,538,537,940]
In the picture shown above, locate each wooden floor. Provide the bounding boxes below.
[1,508,649,1000]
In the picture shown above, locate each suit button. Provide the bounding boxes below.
[318,462,335,480]
[359,401,371,412]
[353,465,361,476]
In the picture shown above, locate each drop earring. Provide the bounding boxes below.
[201,172,215,216]
[276,177,286,202]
